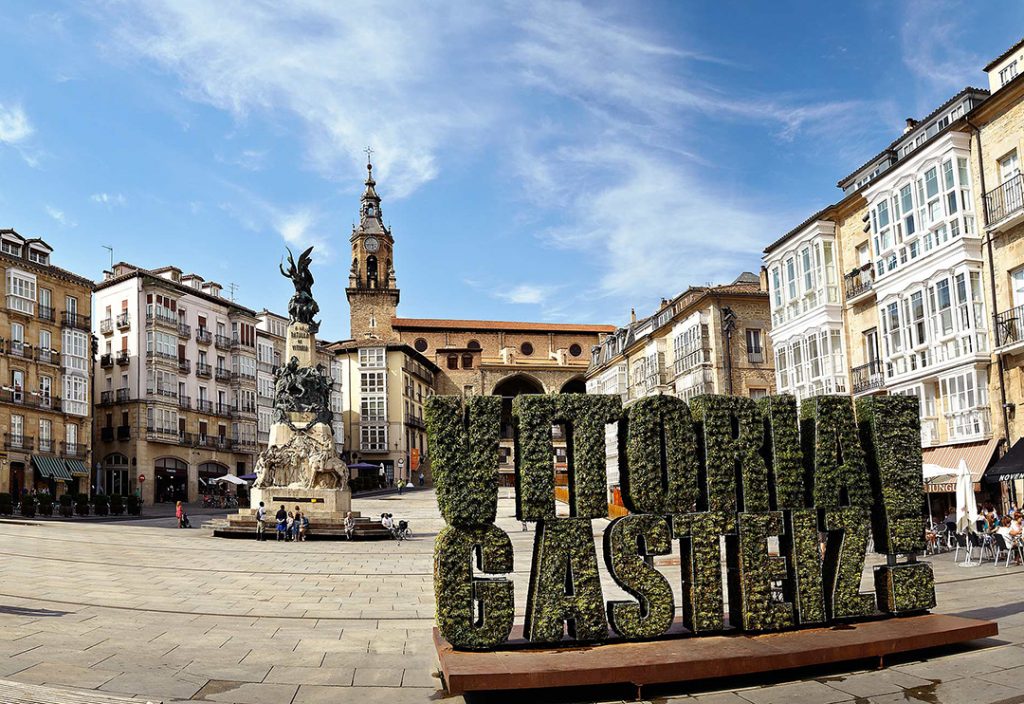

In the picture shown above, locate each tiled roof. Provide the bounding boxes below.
[984,37,1024,71]
[96,263,257,316]
[391,318,615,333]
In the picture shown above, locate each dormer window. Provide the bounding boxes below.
[28,249,48,265]
[1,241,22,257]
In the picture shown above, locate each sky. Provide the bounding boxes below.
[0,1,1021,341]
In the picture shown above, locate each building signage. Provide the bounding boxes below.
[426,393,934,650]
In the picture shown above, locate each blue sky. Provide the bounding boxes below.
[0,1,1021,340]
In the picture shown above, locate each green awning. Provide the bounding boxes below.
[32,455,72,480]
[65,459,88,477]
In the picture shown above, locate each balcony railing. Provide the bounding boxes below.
[178,395,191,410]
[146,387,178,400]
[231,336,255,350]
[116,350,130,366]
[985,173,1024,225]
[100,318,114,334]
[100,427,114,442]
[177,322,191,339]
[747,350,764,364]
[146,310,177,328]
[405,415,426,430]
[214,334,231,350]
[116,425,131,440]
[115,387,130,403]
[850,360,885,394]
[146,350,178,365]
[196,363,212,378]
[196,328,212,344]
[195,399,214,413]
[36,347,58,365]
[215,367,231,382]
[235,404,257,416]
[61,311,90,330]
[100,390,114,405]
[215,402,234,417]
[116,312,130,329]
[4,434,33,451]
[844,267,874,300]
[37,305,55,322]
[145,426,181,444]
[178,358,191,374]
[996,304,1024,348]
[0,388,59,411]
[38,437,55,453]
[946,408,992,442]
[7,340,31,359]
[6,295,34,316]
[100,353,114,368]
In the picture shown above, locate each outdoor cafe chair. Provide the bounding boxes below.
[991,532,1013,567]
[966,530,994,565]
[952,531,971,564]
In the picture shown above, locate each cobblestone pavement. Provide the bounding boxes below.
[0,489,1021,704]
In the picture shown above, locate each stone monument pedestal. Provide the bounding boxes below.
[250,486,350,516]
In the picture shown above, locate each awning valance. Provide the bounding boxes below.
[32,455,72,481]
[64,459,88,477]
[984,438,1024,482]
[921,439,999,492]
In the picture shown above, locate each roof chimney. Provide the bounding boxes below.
[630,308,637,324]
[903,117,918,134]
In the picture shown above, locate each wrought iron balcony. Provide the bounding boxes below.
[195,399,214,413]
[844,266,874,300]
[116,350,130,366]
[178,358,191,374]
[4,434,33,451]
[214,367,231,382]
[115,387,130,403]
[179,395,192,410]
[61,311,90,331]
[196,362,212,378]
[850,360,885,394]
[37,305,55,322]
[985,173,1024,226]
[177,322,191,339]
[100,318,114,334]
[7,340,31,359]
[100,353,114,368]
[146,310,177,328]
[36,347,58,365]
[215,402,234,417]
[116,312,130,329]
[100,427,114,442]
[214,334,231,350]
[100,390,114,405]
[196,328,212,344]
[996,304,1024,349]
[116,425,131,440]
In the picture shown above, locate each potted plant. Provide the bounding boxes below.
[74,493,90,516]
[59,494,73,517]
[36,493,53,516]
[126,495,142,516]
[0,493,12,516]
[109,494,125,516]
[20,495,35,518]
[93,494,109,516]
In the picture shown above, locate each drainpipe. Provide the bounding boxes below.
[966,117,1012,451]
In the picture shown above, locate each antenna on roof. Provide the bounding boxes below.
[227,282,239,301]
[102,245,113,270]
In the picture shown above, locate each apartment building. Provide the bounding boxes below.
[968,40,1024,491]
[327,341,438,487]
[92,264,259,504]
[255,309,343,456]
[0,230,92,497]
[587,273,774,504]
[765,84,999,492]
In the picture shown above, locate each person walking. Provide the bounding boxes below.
[418,471,424,487]
[256,501,267,541]
[175,500,191,528]
[275,505,288,541]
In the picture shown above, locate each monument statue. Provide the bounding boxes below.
[280,245,321,333]
[244,246,350,508]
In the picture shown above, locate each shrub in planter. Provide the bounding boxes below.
[0,493,13,515]
[729,511,794,632]
[59,494,74,517]
[873,562,935,614]
[782,508,826,625]
[823,507,875,619]
[35,494,53,516]
[109,494,125,516]
[758,395,806,510]
[425,395,501,527]
[20,495,35,518]
[673,511,729,633]
[800,395,872,510]
[93,494,109,516]
[126,495,142,516]
[74,493,90,516]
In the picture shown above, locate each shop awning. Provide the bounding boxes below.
[922,439,999,493]
[64,459,88,477]
[984,438,1024,482]
[32,455,72,481]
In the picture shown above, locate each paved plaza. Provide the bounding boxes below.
[0,490,1021,704]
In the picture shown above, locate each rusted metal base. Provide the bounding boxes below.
[434,614,998,695]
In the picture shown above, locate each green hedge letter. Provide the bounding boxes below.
[823,507,875,619]
[623,395,699,514]
[603,514,674,639]
[434,524,514,650]
[524,518,608,643]
[758,395,806,510]
[425,396,501,527]
[672,512,728,633]
[729,511,794,632]
[782,509,826,625]
[801,396,872,510]
[557,395,622,519]
[513,395,558,521]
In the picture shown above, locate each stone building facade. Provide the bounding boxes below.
[586,273,774,504]
[340,159,613,486]
[92,264,260,504]
[0,230,93,498]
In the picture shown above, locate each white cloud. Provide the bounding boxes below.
[90,192,127,207]
[0,103,33,145]
[45,205,75,227]
[900,2,984,104]
[217,148,267,172]
[494,283,558,305]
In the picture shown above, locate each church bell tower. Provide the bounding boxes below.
[346,152,400,341]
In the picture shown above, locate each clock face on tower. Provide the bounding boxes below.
[364,237,380,253]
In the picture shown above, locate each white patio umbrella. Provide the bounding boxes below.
[922,463,956,526]
[210,474,247,486]
[955,459,979,532]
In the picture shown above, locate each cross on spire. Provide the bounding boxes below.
[364,145,374,166]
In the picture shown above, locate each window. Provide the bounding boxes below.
[28,248,48,265]
[6,270,35,315]
[520,342,534,356]
[748,388,768,400]
[10,414,23,444]
[38,419,51,451]
[360,371,386,394]
[358,347,385,368]
[65,422,79,450]
[461,353,473,369]
[1000,60,1019,86]
[569,343,582,357]
[745,329,762,361]
[447,354,458,370]
[771,268,782,308]
[63,375,88,416]
[361,396,386,421]
[414,338,428,353]
[1,239,22,257]
[999,151,1019,184]
[360,424,388,451]
[467,339,481,350]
